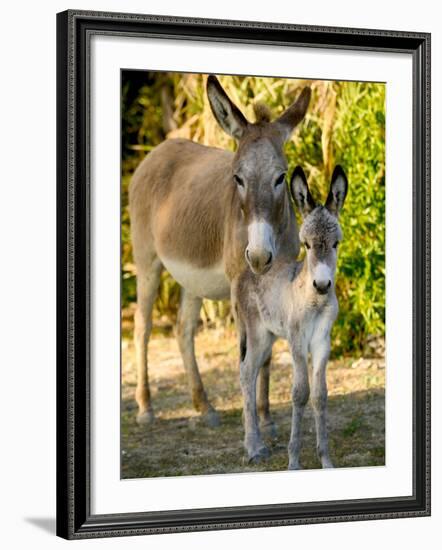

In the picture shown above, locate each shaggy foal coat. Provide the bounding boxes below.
[234,165,348,468]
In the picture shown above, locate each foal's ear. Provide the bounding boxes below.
[325,165,348,216]
[290,166,316,216]
[274,87,311,142]
[206,75,249,140]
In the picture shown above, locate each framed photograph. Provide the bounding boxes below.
[56,10,431,539]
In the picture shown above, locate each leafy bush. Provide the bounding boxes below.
[121,72,385,355]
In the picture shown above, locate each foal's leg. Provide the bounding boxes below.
[256,352,277,440]
[176,289,220,427]
[240,327,273,462]
[134,257,162,424]
[311,335,333,468]
[288,346,310,470]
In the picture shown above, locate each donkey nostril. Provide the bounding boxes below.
[313,280,318,289]
[246,249,251,262]
[327,280,331,289]
[265,252,273,266]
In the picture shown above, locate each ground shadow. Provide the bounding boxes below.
[121,331,385,479]
[121,364,385,479]
[25,517,56,535]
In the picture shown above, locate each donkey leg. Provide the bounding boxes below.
[288,350,310,470]
[240,330,273,463]
[256,353,277,440]
[134,257,162,425]
[176,289,220,427]
[311,339,334,468]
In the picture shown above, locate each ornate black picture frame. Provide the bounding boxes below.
[56,9,431,540]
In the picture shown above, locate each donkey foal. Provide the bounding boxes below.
[235,165,348,468]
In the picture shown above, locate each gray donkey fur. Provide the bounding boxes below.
[233,165,348,468]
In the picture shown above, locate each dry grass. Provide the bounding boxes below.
[121,328,385,479]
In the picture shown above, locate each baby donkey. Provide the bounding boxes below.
[235,165,348,469]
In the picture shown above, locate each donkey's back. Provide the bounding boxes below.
[129,138,234,233]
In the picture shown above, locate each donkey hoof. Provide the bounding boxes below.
[321,459,334,469]
[288,460,302,471]
[189,409,221,429]
[136,410,155,425]
[247,446,271,465]
[202,409,221,428]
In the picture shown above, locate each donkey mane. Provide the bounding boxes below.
[253,102,272,124]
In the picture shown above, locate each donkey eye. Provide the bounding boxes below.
[233,174,244,188]
[274,173,286,188]
[333,241,339,249]
[304,242,311,250]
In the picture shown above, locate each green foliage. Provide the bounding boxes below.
[121,72,385,354]
[331,83,385,354]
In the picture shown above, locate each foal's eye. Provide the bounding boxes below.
[233,174,244,188]
[274,173,286,188]
[333,241,339,249]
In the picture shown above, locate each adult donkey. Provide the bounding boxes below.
[129,75,311,427]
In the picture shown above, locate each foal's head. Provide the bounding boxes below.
[207,75,311,275]
[290,165,348,295]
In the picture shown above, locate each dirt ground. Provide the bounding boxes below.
[121,327,385,479]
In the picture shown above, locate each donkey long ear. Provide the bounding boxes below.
[325,165,348,216]
[274,87,311,142]
[290,166,316,216]
[206,75,248,140]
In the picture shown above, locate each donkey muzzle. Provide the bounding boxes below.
[246,220,275,274]
[312,262,333,294]
[245,248,273,274]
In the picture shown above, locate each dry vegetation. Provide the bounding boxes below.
[121,325,385,479]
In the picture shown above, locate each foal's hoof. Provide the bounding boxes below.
[246,446,271,465]
[288,461,302,471]
[203,409,221,428]
[136,410,155,425]
[189,409,221,429]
